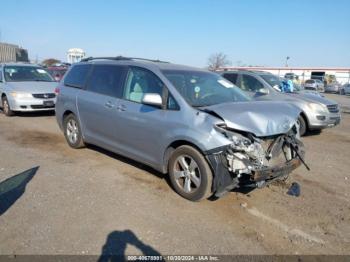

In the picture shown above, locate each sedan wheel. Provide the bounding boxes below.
[2,96,14,116]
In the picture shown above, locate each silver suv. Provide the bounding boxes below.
[221,71,341,136]
[55,57,306,201]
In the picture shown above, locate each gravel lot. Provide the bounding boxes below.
[0,94,349,256]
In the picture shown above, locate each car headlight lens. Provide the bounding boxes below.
[308,103,327,112]
[10,92,32,98]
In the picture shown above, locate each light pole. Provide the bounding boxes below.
[285,56,290,67]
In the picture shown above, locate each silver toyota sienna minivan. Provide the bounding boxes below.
[55,57,306,201]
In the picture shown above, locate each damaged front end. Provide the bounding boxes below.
[206,123,306,198]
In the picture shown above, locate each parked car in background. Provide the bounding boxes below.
[340,83,350,95]
[46,66,68,82]
[56,57,305,201]
[284,73,299,83]
[0,63,57,116]
[221,70,341,136]
[325,82,342,93]
[304,79,325,92]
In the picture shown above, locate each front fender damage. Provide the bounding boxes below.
[205,127,307,198]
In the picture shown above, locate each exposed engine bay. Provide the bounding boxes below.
[206,123,307,197]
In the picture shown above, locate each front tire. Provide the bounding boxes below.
[2,96,14,117]
[297,115,307,136]
[168,145,213,201]
[63,114,85,149]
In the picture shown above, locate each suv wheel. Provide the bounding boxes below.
[297,115,307,136]
[2,96,14,116]
[168,145,213,201]
[63,114,85,148]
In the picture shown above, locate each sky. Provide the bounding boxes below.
[1,0,349,67]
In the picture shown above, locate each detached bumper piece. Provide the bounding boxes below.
[247,158,301,187]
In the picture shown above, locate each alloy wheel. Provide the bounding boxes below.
[66,119,79,145]
[3,99,9,114]
[173,155,201,194]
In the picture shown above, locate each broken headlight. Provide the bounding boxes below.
[215,124,265,166]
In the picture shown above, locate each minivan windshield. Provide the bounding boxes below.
[162,70,251,107]
[4,66,54,82]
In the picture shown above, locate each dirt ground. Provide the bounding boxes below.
[0,94,349,256]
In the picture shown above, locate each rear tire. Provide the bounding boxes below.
[2,96,14,117]
[168,145,213,201]
[298,115,307,136]
[63,114,85,149]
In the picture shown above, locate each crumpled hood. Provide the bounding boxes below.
[203,101,301,137]
[6,81,57,93]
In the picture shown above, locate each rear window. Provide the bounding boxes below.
[64,64,91,88]
[305,80,314,84]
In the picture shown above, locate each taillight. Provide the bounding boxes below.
[54,87,60,95]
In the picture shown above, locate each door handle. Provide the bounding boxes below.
[117,104,126,111]
[104,101,115,109]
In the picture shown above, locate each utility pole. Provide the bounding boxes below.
[285,56,290,67]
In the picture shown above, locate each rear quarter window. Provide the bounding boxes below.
[222,73,238,84]
[64,64,91,88]
[86,65,127,97]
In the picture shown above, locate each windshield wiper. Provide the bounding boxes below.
[34,79,53,82]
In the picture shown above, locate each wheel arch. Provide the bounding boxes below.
[162,140,206,174]
[63,110,74,119]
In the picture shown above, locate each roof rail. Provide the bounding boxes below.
[80,56,169,63]
[80,56,131,62]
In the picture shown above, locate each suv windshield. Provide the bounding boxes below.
[4,66,54,82]
[163,70,251,107]
[260,74,281,89]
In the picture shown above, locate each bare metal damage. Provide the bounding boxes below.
[206,126,305,197]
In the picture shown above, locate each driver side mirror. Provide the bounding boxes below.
[142,93,163,108]
[257,88,269,95]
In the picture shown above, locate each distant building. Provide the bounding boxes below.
[0,42,29,62]
[67,48,85,64]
